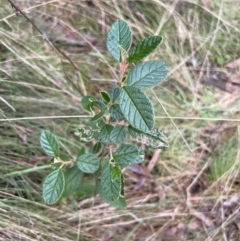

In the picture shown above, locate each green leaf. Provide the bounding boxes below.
[89,101,107,122]
[121,76,127,83]
[128,126,169,149]
[128,125,140,138]
[119,86,154,132]
[81,95,96,111]
[109,104,125,121]
[108,87,121,103]
[76,153,99,173]
[77,147,85,156]
[111,166,122,181]
[109,196,127,209]
[100,124,114,143]
[100,91,111,103]
[40,131,59,157]
[106,19,132,62]
[59,154,71,162]
[113,144,144,168]
[76,180,96,198]
[63,166,84,197]
[43,168,65,205]
[91,141,103,154]
[101,160,121,202]
[126,60,168,89]
[110,126,126,144]
[128,35,163,63]
[98,179,126,209]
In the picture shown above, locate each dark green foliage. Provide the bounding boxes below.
[106,19,132,62]
[62,166,84,197]
[40,131,59,157]
[40,19,168,207]
[128,35,163,63]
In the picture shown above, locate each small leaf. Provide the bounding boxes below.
[128,35,163,63]
[108,87,121,103]
[76,153,99,173]
[111,166,122,181]
[106,19,132,62]
[100,91,111,103]
[91,141,103,154]
[63,166,84,197]
[89,101,107,122]
[110,126,126,144]
[121,76,127,83]
[119,86,154,132]
[127,60,168,89]
[109,104,125,121]
[100,124,114,143]
[99,185,126,209]
[113,144,144,168]
[40,131,59,157]
[81,95,96,111]
[76,180,96,198]
[128,126,169,149]
[101,160,121,202]
[43,168,65,205]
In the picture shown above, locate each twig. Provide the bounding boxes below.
[4,164,52,177]
[0,115,90,122]
[147,149,161,174]
[2,115,240,122]
[186,157,210,208]
[150,88,194,155]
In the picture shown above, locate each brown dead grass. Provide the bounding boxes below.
[1,0,240,240]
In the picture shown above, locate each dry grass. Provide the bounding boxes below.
[0,0,240,240]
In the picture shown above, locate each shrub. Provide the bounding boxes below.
[40,19,169,208]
